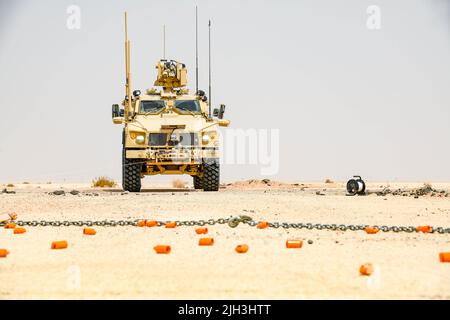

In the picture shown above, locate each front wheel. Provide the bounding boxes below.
[193,176,203,189]
[122,149,142,192]
[202,158,220,191]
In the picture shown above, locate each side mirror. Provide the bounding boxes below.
[112,104,124,124]
[218,104,226,119]
[112,104,120,118]
[213,108,219,117]
[218,119,230,127]
[112,117,124,125]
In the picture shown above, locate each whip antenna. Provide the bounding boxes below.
[195,6,199,94]
[163,25,166,59]
[208,19,212,118]
[124,12,131,122]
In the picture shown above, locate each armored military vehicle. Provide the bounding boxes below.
[112,13,229,192]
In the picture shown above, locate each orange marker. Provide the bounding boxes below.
[439,252,450,263]
[137,220,146,227]
[416,226,432,233]
[83,228,96,235]
[235,244,249,253]
[199,238,214,246]
[365,227,379,234]
[165,222,177,228]
[286,240,303,248]
[195,227,208,234]
[13,227,26,234]
[257,221,269,229]
[51,241,68,250]
[0,249,9,257]
[154,245,171,254]
[359,263,374,276]
[146,220,158,227]
[4,222,16,229]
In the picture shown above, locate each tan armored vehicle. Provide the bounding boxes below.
[112,13,229,192]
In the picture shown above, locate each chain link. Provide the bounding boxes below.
[1,215,449,234]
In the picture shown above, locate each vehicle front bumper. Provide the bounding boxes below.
[125,147,219,163]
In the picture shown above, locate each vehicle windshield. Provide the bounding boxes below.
[140,100,166,113]
[174,100,200,113]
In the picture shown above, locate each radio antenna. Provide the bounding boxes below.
[208,19,212,118]
[124,12,131,122]
[195,6,199,94]
[163,25,166,59]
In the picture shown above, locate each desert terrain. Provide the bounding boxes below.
[0,180,449,299]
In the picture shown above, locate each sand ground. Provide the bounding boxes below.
[0,181,449,299]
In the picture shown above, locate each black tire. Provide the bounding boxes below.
[193,176,203,189]
[122,149,142,192]
[202,158,219,191]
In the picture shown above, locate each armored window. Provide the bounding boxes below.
[140,100,166,113]
[174,100,200,113]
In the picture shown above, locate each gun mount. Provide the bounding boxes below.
[154,59,187,90]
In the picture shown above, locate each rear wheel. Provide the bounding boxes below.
[122,149,142,192]
[202,158,219,192]
[193,176,203,189]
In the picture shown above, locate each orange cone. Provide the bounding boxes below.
[146,220,158,227]
[13,227,26,234]
[235,244,249,253]
[83,228,96,235]
[195,227,208,234]
[199,238,214,246]
[165,222,177,228]
[154,245,171,254]
[0,249,9,257]
[51,241,68,250]
[365,227,379,234]
[416,226,432,233]
[137,220,146,227]
[257,221,269,229]
[359,263,374,276]
[286,240,303,248]
[4,222,16,229]
[439,252,450,263]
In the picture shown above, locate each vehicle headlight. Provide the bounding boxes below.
[135,135,145,144]
[202,134,210,145]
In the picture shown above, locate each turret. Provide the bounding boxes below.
[154,59,187,91]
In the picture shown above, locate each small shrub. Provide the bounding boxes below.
[423,182,432,190]
[6,183,14,187]
[172,179,186,189]
[92,176,116,188]
[325,178,334,184]
[23,182,30,184]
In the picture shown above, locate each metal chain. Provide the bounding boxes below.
[1,215,449,234]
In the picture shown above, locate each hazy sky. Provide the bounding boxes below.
[0,0,449,183]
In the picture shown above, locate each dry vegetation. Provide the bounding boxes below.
[92,176,116,188]
[325,178,334,183]
[6,183,14,187]
[172,179,186,189]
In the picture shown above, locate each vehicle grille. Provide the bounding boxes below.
[149,132,198,146]
[149,133,167,146]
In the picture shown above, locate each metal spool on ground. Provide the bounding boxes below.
[346,176,366,195]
